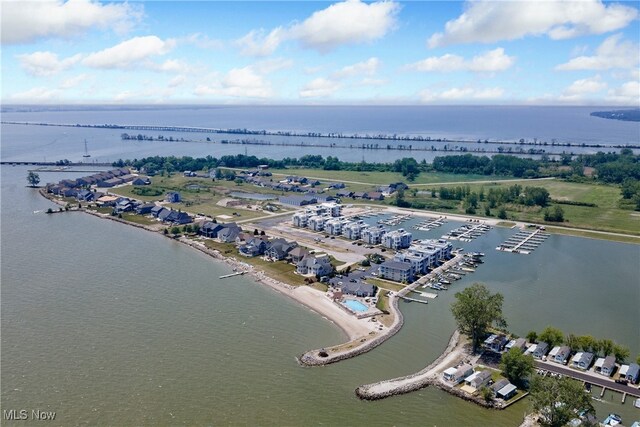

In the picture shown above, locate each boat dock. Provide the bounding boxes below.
[219,271,246,279]
[398,295,428,304]
[496,228,549,254]
[377,214,412,226]
[412,217,447,231]
[443,221,491,242]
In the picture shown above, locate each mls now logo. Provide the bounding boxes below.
[3,409,56,421]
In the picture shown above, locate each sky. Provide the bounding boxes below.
[1,0,639,105]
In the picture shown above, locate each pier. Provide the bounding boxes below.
[412,217,447,231]
[398,295,428,304]
[219,271,246,279]
[496,228,549,254]
[443,222,491,242]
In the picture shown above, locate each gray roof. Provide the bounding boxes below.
[341,282,375,295]
[490,378,510,392]
[626,363,639,377]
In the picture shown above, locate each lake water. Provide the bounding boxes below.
[2,166,639,426]
[2,106,639,164]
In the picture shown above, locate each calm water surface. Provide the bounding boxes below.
[2,166,639,426]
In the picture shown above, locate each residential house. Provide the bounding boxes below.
[165,211,192,224]
[505,338,528,352]
[490,379,510,396]
[571,352,595,370]
[340,282,376,297]
[76,189,95,202]
[165,191,181,203]
[288,247,309,264]
[443,364,474,384]
[552,346,572,364]
[328,182,345,189]
[296,255,333,276]
[383,228,413,250]
[136,203,156,215]
[115,198,134,213]
[595,355,616,377]
[496,384,518,400]
[279,195,317,206]
[624,363,639,384]
[60,187,78,197]
[378,260,414,282]
[532,342,550,359]
[465,370,492,389]
[265,239,297,260]
[484,334,509,353]
[151,206,167,218]
[239,237,268,257]
[336,190,353,198]
[132,177,151,185]
[367,192,384,201]
[217,224,242,243]
[200,222,224,238]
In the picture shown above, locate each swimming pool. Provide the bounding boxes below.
[343,299,368,312]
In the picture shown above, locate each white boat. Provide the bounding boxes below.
[634,397,640,409]
[602,414,622,426]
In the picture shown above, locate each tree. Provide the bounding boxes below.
[564,333,580,352]
[526,331,538,343]
[500,347,534,387]
[613,344,630,364]
[497,206,508,220]
[171,226,181,236]
[530,376,594,427]
[27,171,40,187]
[599,339,614,358]
[538,326,564,348]
[451,283,506,353]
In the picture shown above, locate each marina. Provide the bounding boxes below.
[442,221,491,242]
[377,214,412,226]
[412,216,447,231]
[496,228,550,254]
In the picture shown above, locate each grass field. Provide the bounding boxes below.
[268,168,512,186]
[414,180,640,235]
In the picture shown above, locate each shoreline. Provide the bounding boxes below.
[39,188,388,354]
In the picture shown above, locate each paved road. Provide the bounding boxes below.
[535,360,640,397]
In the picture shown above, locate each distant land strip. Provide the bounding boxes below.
[591,109,640,122]
[4,121,639,150]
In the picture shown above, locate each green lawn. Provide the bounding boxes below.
[268,168,512,186]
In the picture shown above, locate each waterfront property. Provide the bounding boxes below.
[340,282,376,298]
[378,260,414,283]
[505,338,527,352]
[465,370,492,389]
[571,351,595,370]
[551,346,572,364]
[442,364,474,384]
[296,254,333,277]
[531,342,550,359]
[382,228,412,250]
[598,355,617,377]
[484,334,509,353]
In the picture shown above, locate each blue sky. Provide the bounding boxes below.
[2,0,639,105]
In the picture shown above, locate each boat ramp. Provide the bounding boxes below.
[496,228,549,254]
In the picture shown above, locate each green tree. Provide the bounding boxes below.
[500,347,534,387]
[577,335,597,353]
[171,226,181,236]
[613,344,630,363]
[480,386,494,403]
[565,333,580,352]
[27,171,40,187]
[599,339,614,357]
[451,283,506,353]
[526,331,538,343]
[538,326,564,348]
[497,206,508,219]
[530,376,594,427]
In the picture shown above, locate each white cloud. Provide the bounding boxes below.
[556,34,639,70]
[9,87,61,102]
[563,75,607,96]
[428,0,638,47]
[181,33,224,50]
[235,0,399,55]
[407,48,514,72]
[235,28,287,56]
[606,81,640,105]
[17,51,82,77]
[332,57,380,79]
[290,0,400,52]
[194,60,290,99]
[168,75,186,88]
[2,0,142,45]
[299,78,341,98]
[419,86,505,102]
[83,36,175,69]
[59,73,89,89]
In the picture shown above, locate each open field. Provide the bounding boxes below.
[268,168,513,186]
[409,179,640,235]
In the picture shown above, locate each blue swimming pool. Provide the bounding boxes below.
[343,299,368,312]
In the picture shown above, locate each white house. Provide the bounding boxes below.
[308,215,327,232]
[361,226,387,245]
[292,212,309,228]
[465,370,492,389]
[599,355,616,377]
[325,218,343,235]
[571,352,594,370]
[343,220,366,240]
[382,228,412,250]
[442,364,473,384]
[296,255,333,276]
